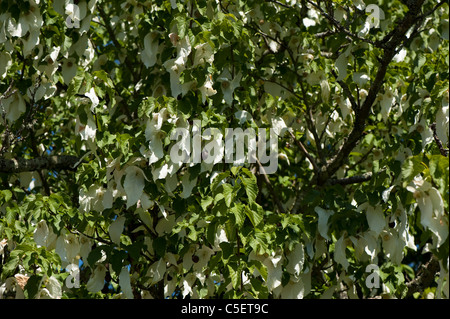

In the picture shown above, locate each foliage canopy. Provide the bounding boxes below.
[0,0,449,299]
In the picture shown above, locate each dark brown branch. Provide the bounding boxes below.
[430,123,449,157]
[305,0,378,46]
[0,156,80,173]
[317,0,427,185]
[289,131,319,173]
[406,255,440,298]
[327,171,373,186]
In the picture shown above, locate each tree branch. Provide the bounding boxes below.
[430,123,449,157]
[317,0,427,185]
[406,255,440,298]
[326,171,373,186]
[0,156,80,173]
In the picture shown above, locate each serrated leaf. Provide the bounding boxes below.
[230,203,246,228]
[228,264,240,289]
[241,176,258,204]
[5,207,16,226]
[245,203,263,228]
[222,183,234,207]
[401,155,426,183]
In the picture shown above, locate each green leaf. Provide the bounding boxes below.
[227,264,240,289]
[93,70,114,87]
[230,203,246,228]
[429,154,449,180]
[201,196,214,211]
[245,203,263,228]
[222,183,234,208]
[1,189,12,203]
[87,246,106,267]
[249,230,269,255]
[401,154,426,184]
[153,237,167,258]
[5,207,16,226]
[241,175,258,204]
[138,97,157,118]
[24,275,43,299]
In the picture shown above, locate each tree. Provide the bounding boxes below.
[0,0,448,299]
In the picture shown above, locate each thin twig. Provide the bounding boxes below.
[430,123,449,157]
[289,131,320,173]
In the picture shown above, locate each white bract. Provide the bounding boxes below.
[218,69,242,106]
[141,32,159,68]
[123,166,146,208]
[199,75,217,103]
[109,216,126,245]
[86,264,107,293]
[407,176,448,248]
[0,52,12,78]
[315,206,334,241]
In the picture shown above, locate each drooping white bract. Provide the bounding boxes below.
[306,70,330,102]
[353,72,370,87]
[34,220,49,247]
[234,110,253,124]
[334,94,353,120]
[286,243,305,276]
[39,46,60,78]
[334,235,349,271]
[61,57,77,84]
[436,91,449,146]
[123,166,146,208]
[428,29,440,52]
[85,87,99,112]
[145,108,167,164]
[409,115,433,148]
[109,216,126,245]
[364,204,386,237]
[141,32,159,68]
[75,109,97,142]
[79,235,92,266]
[86,264,107,293]
[65,233,81,262]
[280,272,311,299]
[335,45,352,81]
[314,206,334,241]
[381,229,404,265]
[119,267,134,299]
[2,91,26,124]
[393,48,407,63]
[180,171,198,198]
[55,232,80,266]
[163,36,192,97]
[148,258,166,285]
[407,176,448,248]
[379,89,395,122]
[193,246,215,271]
[193,42,214,67]
[262,254,283,292]
[218,69,242,106]
[199,75,217,104]
[37,276,62,299]
[0,51,12,78]
[271,116,289,136]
